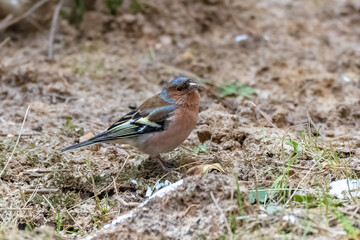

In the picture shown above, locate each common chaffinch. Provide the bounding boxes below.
[61,77,200,170]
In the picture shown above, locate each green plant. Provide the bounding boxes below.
[96,194,110,216]
[193,143,207,154]
[332,208,359,238]
[57,212,63,232]
[25,221,35,232]
[270,138,300,203]
[106,0,123,15]
[74,0,85,26]
[60,117,84,137]
[218,81,255,98]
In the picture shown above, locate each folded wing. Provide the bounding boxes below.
[61,105,177,152]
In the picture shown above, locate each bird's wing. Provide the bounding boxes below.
[61,94,177,152]
[96,104,176,141]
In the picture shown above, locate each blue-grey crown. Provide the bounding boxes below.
[168,77,191,86]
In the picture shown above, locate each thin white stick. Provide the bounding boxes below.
[43,195,55,210]
[210,191,233,240]
[249,101,284,134]
[0,105,31,178]
[48,0,64,60]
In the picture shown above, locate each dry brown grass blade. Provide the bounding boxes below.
[0,37,10,49]
[0,0,49,31]
[0,105,31,179]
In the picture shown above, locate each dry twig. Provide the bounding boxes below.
[210,191,233,240]
[0,0,49,31]
[48,0,64,60]
[0,105,31,179]
[23,188,59,194]
[0,37,10,49]
[0,208,32,211]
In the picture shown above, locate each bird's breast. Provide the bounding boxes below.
[135,107,198,156]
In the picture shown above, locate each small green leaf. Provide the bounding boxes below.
[294,195,314,203]
[270,175,283,189]
[57,212,63,232]
[199,144,207,152]
[237,83,256,98]
[286,139,299,153]
[193,147,200,154]
[218,81,255,98]
[65,117,72,127]
[193,144,207,154]
[249,188,268,204]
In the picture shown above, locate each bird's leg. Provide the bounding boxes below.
[153,155,170,171]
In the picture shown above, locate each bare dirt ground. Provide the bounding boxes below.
[1,0,360,239]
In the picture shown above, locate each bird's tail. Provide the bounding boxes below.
[61,140,95,153]
[60,131,110,153]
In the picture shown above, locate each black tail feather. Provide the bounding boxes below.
[60,131,111,153]
[60,139,95,153]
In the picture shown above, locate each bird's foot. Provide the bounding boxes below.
[153,155,173,172]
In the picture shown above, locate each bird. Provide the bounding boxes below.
[61,76,200,170]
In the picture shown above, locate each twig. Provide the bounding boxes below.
[284,158,321,207]
[115,197,139,207]
[0,133,40,137]
[113,176,119,196]
[66,209,86,233]
[210,191,233,240]
[249,101,284,134]
[24,186,39,208]
[0,208,32,211]
[183,203,200,216]
[0,37,10,49]
[23,188,59,194]
[273,161,312,170]
[42,195,55,210]
[0,105,31,179]
[22,168,52,177]
[0,15,13,30]
[48,0,64,60]
[0,0,49,31]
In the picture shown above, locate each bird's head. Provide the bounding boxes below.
[161,77,200,107]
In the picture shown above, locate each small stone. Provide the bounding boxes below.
[80,132,95,142]
[122,14,136,23]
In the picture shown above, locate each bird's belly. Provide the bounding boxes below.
[135,110,198,156]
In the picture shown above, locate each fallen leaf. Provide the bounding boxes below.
[186,163,225,175]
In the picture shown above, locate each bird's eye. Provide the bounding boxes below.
[177,87,183,91]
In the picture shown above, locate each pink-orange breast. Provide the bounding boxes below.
[135,107,198,156]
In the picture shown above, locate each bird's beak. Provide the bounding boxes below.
[188,82,200,92]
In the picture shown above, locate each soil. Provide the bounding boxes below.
[87,174,247,240]
[1,0,360,239]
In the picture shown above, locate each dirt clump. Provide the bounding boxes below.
[88,174,249,240]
